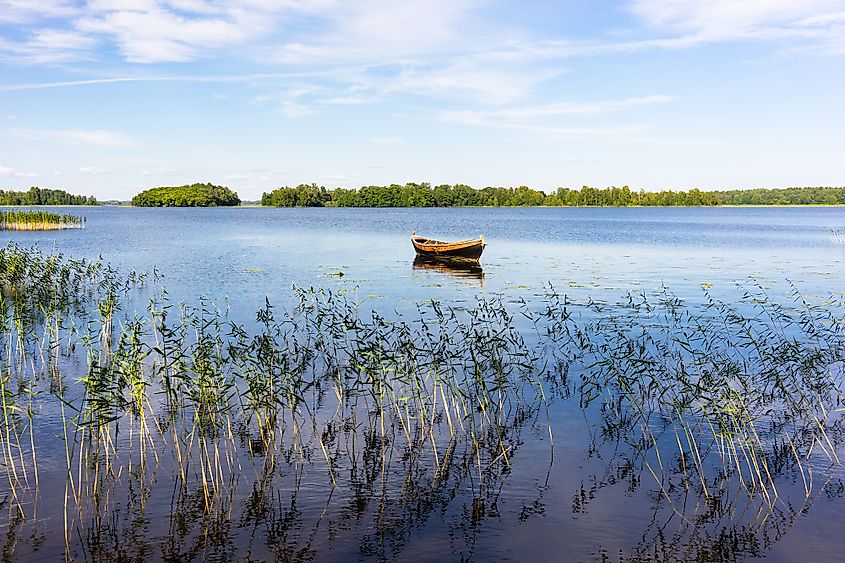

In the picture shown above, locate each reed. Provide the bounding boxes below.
[0,244,842,561]
[0,210,85,231]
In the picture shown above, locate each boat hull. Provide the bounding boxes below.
[411,235,486,260]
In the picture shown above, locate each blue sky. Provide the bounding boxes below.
[1,0,844,200]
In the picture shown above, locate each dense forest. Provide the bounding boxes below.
[712,187,845,205]
[0,187,98,205]
[261,183,845,208]
[131,183,241,207]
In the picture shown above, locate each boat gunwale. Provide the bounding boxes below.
[411,235,485,252]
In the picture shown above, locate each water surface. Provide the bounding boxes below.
[2,206,844,562]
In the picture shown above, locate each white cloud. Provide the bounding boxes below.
[381,60,562,105]
[629,0,845,51]
[441,95,675,123]
[76,166,108,175]
[13,128,137,147]
[0,164,38,178]
[3,0,841,77]
[317,95,373,105]
[319,174,349,181]
[224,174,248,180]
[0,29,97,64]
[277,101,316,118]
[0,72,324,93]
[251,86,323,117]
[0,0,80,24]
[0,0,325,64]
[798,10,845,26]
[436,118,643,137]
[631,0,843,35]
[141,167,182,176]
[72,0,323,63]
[273,0,482,64]
[370,137,404,144]
[438,95,674,136]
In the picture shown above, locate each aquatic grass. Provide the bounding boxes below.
[559,281,845,511]
[0,245,843,560]
[0,210,85,231]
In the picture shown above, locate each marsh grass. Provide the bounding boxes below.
[0,210,85,231]
[0,243,842,560]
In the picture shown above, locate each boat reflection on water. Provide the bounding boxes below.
[412,255,484,284]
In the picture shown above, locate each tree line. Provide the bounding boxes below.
[131,183,241,207]
[0,187,98,206]
[261,183,845,207]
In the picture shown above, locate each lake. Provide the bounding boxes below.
[9,206,845,308]
[1,206,844,562]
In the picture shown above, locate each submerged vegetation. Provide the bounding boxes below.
[261,182,845,207]
[0,244,842,560]
[0,209,85,230]
[0,186,98,206]
[131,182,241,207]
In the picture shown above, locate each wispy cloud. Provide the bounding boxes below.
[273,1,483,64]
[13,128,137,147]
[0,29,98,64]
[437,120,643,137]
[251,86,323,117]
[369,137,404,144]
[382,60,562,105]
[0,77,171,92]
[1,1,330,64]
[442,95,675,122]
[0,71,328,92]
[75,5,260,63]
[629,0,845,52]
[76,166,108,175]
[0,164,38,178]
[141,167,181,177]
[0,0,81,24]
[631,0,842,36]
[317,95,373,105]
[319,174,350,182]
[439,95,675,136]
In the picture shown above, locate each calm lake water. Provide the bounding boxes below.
[9,206,845,310]
[2,206,845,562]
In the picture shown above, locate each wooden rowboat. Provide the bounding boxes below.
[411,232,486,260]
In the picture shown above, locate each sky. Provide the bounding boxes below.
[1,0,844,201]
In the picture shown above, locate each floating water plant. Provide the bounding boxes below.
[0,210,85,230]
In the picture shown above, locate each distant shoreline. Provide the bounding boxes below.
[2,203,844,209]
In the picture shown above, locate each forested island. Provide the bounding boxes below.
[131,183,241,207]
[262,183,845,207]
[0,187,98,205]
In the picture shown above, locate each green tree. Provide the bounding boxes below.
[131,183,240,207]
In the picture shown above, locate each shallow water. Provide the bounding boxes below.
[2,205,845,562]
